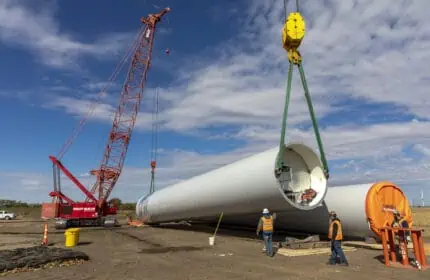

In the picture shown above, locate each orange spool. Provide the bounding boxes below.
[365,181,412,237]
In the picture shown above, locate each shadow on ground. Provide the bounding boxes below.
[115,230,165,247]
[374,254,386,264]
[115,229,206,254]
[139,246,204,254]
[152,223,320,243]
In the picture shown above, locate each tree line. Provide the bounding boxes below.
[0,199,136,210]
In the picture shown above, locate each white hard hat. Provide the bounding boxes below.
[262,208,269,214]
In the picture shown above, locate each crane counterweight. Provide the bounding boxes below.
[41,7,171,229]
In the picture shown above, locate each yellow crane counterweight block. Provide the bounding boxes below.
[282,12,306,51]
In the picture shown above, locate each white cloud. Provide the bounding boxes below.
[413,143,430,157]
[46,1,430,131]
[166,0,430,129]
[42,94,156,132]
[20,179,40,186]
[44,96,115,123]
[0,0,134,69]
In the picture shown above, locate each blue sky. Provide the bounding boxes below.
[0,0,429,205]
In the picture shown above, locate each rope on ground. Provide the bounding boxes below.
[0,246,89,273]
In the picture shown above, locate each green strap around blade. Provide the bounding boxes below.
[297,63,329,179]
[277,62,294,170]
[149,172,155,194]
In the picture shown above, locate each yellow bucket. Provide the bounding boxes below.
[64,228,80,247]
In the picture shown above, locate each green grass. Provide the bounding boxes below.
[4,207,42,219]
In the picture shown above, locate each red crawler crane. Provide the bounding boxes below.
[41,8,170,229]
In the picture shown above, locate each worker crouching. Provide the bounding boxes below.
[256,208,276,257]
[391,211,420,267]
[327,211,349,266]
[392,211,410,242]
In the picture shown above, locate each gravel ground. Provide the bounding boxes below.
[0,218,429,280]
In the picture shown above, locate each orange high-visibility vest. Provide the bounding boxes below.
[261,216,273,232]
[328,220,343,240]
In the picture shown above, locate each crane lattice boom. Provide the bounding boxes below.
[42,8,171,229]
[89,8,170,207]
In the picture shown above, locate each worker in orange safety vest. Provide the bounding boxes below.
[391,211,410,242]
[391,211,420,267]
[327,210,349,266]
[256,208,276,257]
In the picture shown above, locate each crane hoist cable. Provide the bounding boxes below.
[283,0,300,21]
[149,14,170,195]
[276,0,330,180]
[149,88,160,194]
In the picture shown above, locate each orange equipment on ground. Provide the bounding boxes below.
[127,215,144,227]
[361,182,427,270]
[365,182,413,237]
[381,226,428,270]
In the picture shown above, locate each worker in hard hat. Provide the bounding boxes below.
[327,211,349,266]
[391,211,418,265]
[256,208,277,257]
[392,211,410,241]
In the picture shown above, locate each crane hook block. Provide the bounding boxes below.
[150,160,157,169]
[282,12,306,52]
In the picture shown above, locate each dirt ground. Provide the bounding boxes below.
[1,216,430,280]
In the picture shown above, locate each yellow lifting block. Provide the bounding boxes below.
[282,12,306,51]
[64,228,80,247]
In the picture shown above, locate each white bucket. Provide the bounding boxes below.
[209,236,215,246]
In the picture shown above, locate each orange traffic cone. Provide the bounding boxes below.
[42,223,48,246]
